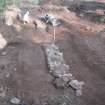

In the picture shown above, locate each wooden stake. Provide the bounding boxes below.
[53,26,56,42]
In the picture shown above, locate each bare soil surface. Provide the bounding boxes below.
[0,0,105,105]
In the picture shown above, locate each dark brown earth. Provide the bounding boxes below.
[0,0,105,105]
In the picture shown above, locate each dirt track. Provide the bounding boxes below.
[0,0,105,105]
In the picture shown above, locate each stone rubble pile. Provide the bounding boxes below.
[43,43,84,96]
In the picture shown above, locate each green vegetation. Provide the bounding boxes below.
[0,0,21,18]
[6,0,20,7]
[0,0,6,17]
[14,0,20,7]
[33,0,43,4]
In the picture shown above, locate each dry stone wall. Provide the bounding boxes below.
[43,43,85,96]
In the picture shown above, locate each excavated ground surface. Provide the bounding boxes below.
[0,24,76,105]
[0,0,105,105]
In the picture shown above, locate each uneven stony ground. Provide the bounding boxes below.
[0,0,105,105]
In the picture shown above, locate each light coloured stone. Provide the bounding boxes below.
[0,86,7,98]
[1,51,7,56]
[23,11,30,23]
[4,7,21,26]
[5,73,10,78]
[69,80,85,96]
[10,97,21,104]
[76,89,82,96]
[61,73,73,82]
[0,33,7,49]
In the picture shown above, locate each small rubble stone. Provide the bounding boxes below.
[76,89,82,96]
[52,64,70,78]
[14,68,17,71]
[69,80,85,96]
[23,11,30,24]
[5,73,10,78]
[53,78,67,89]
[1,51,7,56]
[61,73,74,82]
[10,97,21,105]
[10,97,28,105]
[55,95,72,105]
[0,86,7,98]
